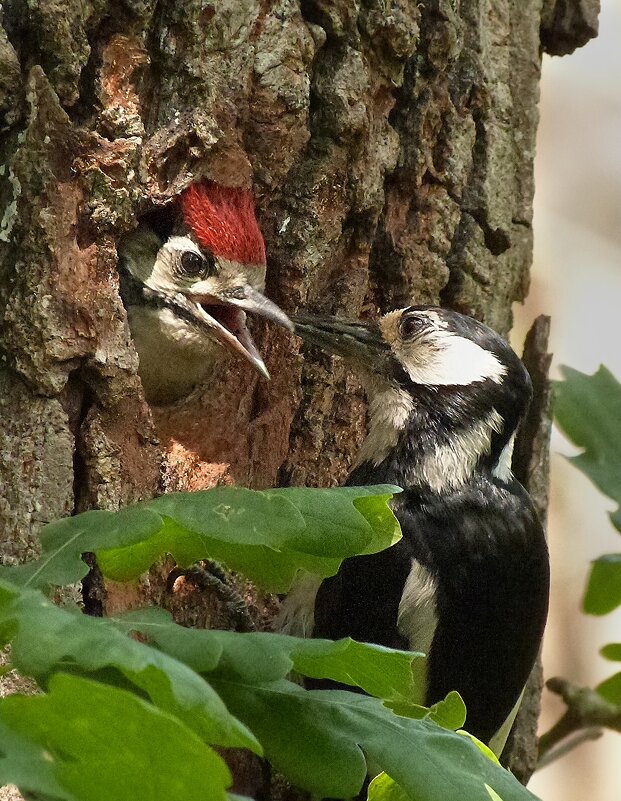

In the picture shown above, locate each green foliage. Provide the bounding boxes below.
[555,365,621,717]
[0,486,401,593]
[554,366,621,533]
[368,772,505,801]
[583,555,621,615]
[0,486,538,801]
[597,644,621,704]
[211,679,514,801]
[0,673,231,801]
[369,773,412,801]
[0,582,259,752]
[554,366,621,615]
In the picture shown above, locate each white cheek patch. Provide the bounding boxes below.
[398,331,507,387]
[145,236,201,293]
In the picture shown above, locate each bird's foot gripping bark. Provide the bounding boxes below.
[167,562,256,632]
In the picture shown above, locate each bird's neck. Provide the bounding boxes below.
[350,382,515,493]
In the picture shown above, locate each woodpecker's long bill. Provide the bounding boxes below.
[118,181,292,405]
[282,307,550,755]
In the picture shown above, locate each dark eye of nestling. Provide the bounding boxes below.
[180,250,215,278]
[399,313,427,340]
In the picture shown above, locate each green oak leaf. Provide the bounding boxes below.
[583,555,621,615]
[118,608,426,703]
[554,366,621,615]
[211,678,539,801]
[0,486,401,594]
[0,581,258,753]
[0,673,230,801]
[368,773,411,801]
[555,365,621,532]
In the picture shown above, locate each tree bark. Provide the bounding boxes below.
[0,0,599,796]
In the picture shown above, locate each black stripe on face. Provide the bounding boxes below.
[386,358,531,474]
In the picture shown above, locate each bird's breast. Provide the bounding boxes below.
[127,305,217,404]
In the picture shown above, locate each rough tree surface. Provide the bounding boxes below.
[0,0,599,796]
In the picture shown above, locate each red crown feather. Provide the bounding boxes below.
[180,181,266,266]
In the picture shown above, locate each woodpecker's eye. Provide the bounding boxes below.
[400,313,427,340]
[180,250,215,278]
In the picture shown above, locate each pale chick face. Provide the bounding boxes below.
[142,235,267,300]
[379,308,507,388]
[119,227,291,404]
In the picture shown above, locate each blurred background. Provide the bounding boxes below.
[513,2,621,798]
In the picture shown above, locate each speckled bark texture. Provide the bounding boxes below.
[0,0,598,797]
[503,315,553,784]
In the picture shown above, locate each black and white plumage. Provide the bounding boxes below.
[278,306,549,754]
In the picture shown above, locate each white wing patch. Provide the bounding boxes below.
[397,559,438,661]
[492,433,515,483]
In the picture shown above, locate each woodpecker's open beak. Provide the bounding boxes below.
[292,313,392,375]
[182,284,293,379]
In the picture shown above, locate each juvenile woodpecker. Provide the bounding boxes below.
[279,306,549,754]
[118,181,292,405]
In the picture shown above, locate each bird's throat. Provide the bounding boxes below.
[353,381,508,493]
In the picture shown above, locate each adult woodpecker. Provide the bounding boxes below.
[278,306,549,754]
[118,181,292,405]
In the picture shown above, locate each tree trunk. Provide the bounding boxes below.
[0,0,599,796]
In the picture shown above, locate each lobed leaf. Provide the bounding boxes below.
[554,365,621,533]
[554,366,621,616]
[99,486,401,591]
[595,672,621,705]
[0,506,163,589]
[387,691,467,731]
[0,580,537,801]
[368,773,412,801]
[290,637,425,704]
[117,608,425,702]
[601,643,621,661]
[583,555,621,615]
[0,486,401,593]
[210,678,539,801]
[0,581,259,753]
[0,674,230,801]
[596,641,621,706]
